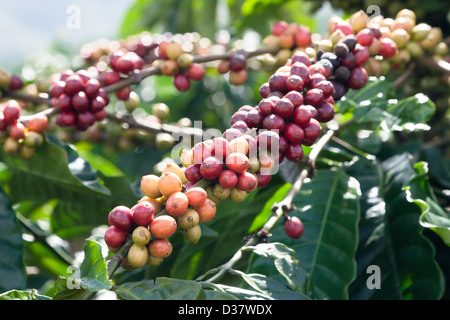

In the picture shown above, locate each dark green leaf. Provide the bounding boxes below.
[0,289,51,300]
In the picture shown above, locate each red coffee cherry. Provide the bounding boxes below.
[174,73,191,92]
[200,156,223,180]
[285,143,304,162]
[284,216,304,239]
[131,201,155,226]
[187,63,205,81]
[28,115,48,133]
[225,152,250,174]
[218,169,238,188]
[104,225,128,248]
[237,172,258,192]
[3,100,21,124]
[108,205,134,231]
[284,123,305,144]
[195,199,217,223]
[185,164,202,183]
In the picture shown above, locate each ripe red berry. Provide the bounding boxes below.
[218,169,238,188]
[294,26,312,47]
[102,71,121,86]
[302,118,322,146]
[258,98,275,116]
[259,82,271,98]
[174,73,191,92]
[283,91,303,108]
[49,81,66,98]
[272,21,288,36]
[71,91,90,111]
[185,164,202,183]
[28,115,48,133]
[90,96,107,113]
[379,38,398,59]
[192,141,213,164]
[9,75,23,91]
[185,187,208,206]
[115,86,132,101]
[187,63,205,81]
[131,202,155,226]
[77,111,96,130]
[3,100,21,124]
[56,111,77,127]
[285,74,304,92]
[304,88,324,107]
[274,98,294,118]
[104,226,128,248]
[262,114,285,133]
[356,28,374,47]
[223,128,243,142]
[257,130,280,151]
[115,53,136,74]
[200,156,223,180]
[290,62,310,84]
[237,172,257,192]
[316,101,336,123]
[284,123,304,144]
[284,216,304,239]
[212,137,231,159]
[269,73,288,92]
[228,53,247,71]
[166,192,189,217]
[84,79,101,98]
[8,122,26,140]
[256,172,272,188]
[293,105,312,127]
[108,205,133,231]
[64,74,84,95]
[347,67,368,90]
[314,80,334,99]
[353,45,370,66]
[149,215,177,239]
[285,143,304,162]
[244,109,263,128]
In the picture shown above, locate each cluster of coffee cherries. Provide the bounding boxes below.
[0,68,24,92]
[49,69,110,131]
[157,40,206,92]
[216,51,249,86]
[104,161,216,269]
[0,100,48,159]
[180,131,276,206]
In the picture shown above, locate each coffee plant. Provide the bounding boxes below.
[0,1,449,303]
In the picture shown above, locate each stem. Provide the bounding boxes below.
[199,128,336,284]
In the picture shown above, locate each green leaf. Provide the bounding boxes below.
[114,277,235,300]
[270,169,361,300]
[0,289,51,300]
[53,240,111,299]
[347,154,445,300]
[406,162,450,246]
[0,186,26,292]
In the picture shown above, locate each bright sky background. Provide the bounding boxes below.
[0,0,134,72]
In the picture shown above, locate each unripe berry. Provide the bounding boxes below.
[127,243,149,268]
[28,115,48,133]
[177,208,200,230]
[23,131,44,147]
[141,174,162,199]
[132,226,152,246]
[183,225,202,244]
[230,187,247,203]
[213,183,231,200]
[162,162,183,180]
[229,69,248,85]
[8,122,26,140]
[225,152,250,174]
[147,255,164,267]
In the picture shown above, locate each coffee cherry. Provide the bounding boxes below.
[379,38,398,59]
[185,187,208,206]
[104,225,128,248]
[3,137,20,155]
[185,164,202,183]
[8,75,23,91]
[195,199,216,223]
[149,215,177,239]
[77,111,96,130]
[293,105,312,127]
[294,26,312,47]
[166,192,189,217]
[187,63,205,81]
[174,73,191,92]
[140,174,162,199]
[284,216,304,239]
[244,109,263,128]
[127,243,149,268]
[229,69,248,85]
[353,45,369,67]
[256,172,272,188]
[237,172,257,192]
[132,226,152,246]
[223,128,243,142]
[213,183,231,200]
[284,123,305,144]
[258,98,275,116]
[180,149,194,168]
[147,255,164,267]
[200,156,223,180]
[230,187,247,203]
[131,201,155,226]
[192,141,213,164]
[314,80,334,99]
[49,81,66,98]
[183,225,202,244]
[3,100,21,124]
[162,163,183,180]
[56,111,77,127]
[272,21,288,36]
[303,118,322,145]
[64,74,84,95]
[347,66,368,90]
[8,122,26,140]
[148,239,173,258]
[269,73,288,92]
[177,208,200,230]
[283,91,303,108]
[108,205,133,231]
[316,101,335,123]
[259,82,271,98]
[304,88,324,107]
[356,28,374,47]
[290,62,310,84]
[23,131,43,147]
[71,91,90,111]
[285,143,304,162]
[229,137,249,155]
[218,169,238,188]
[225,152,250,174]
[158,172,182,197]
[28,115,48,133]
[228,53,247,71]
[274,98,294,118]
